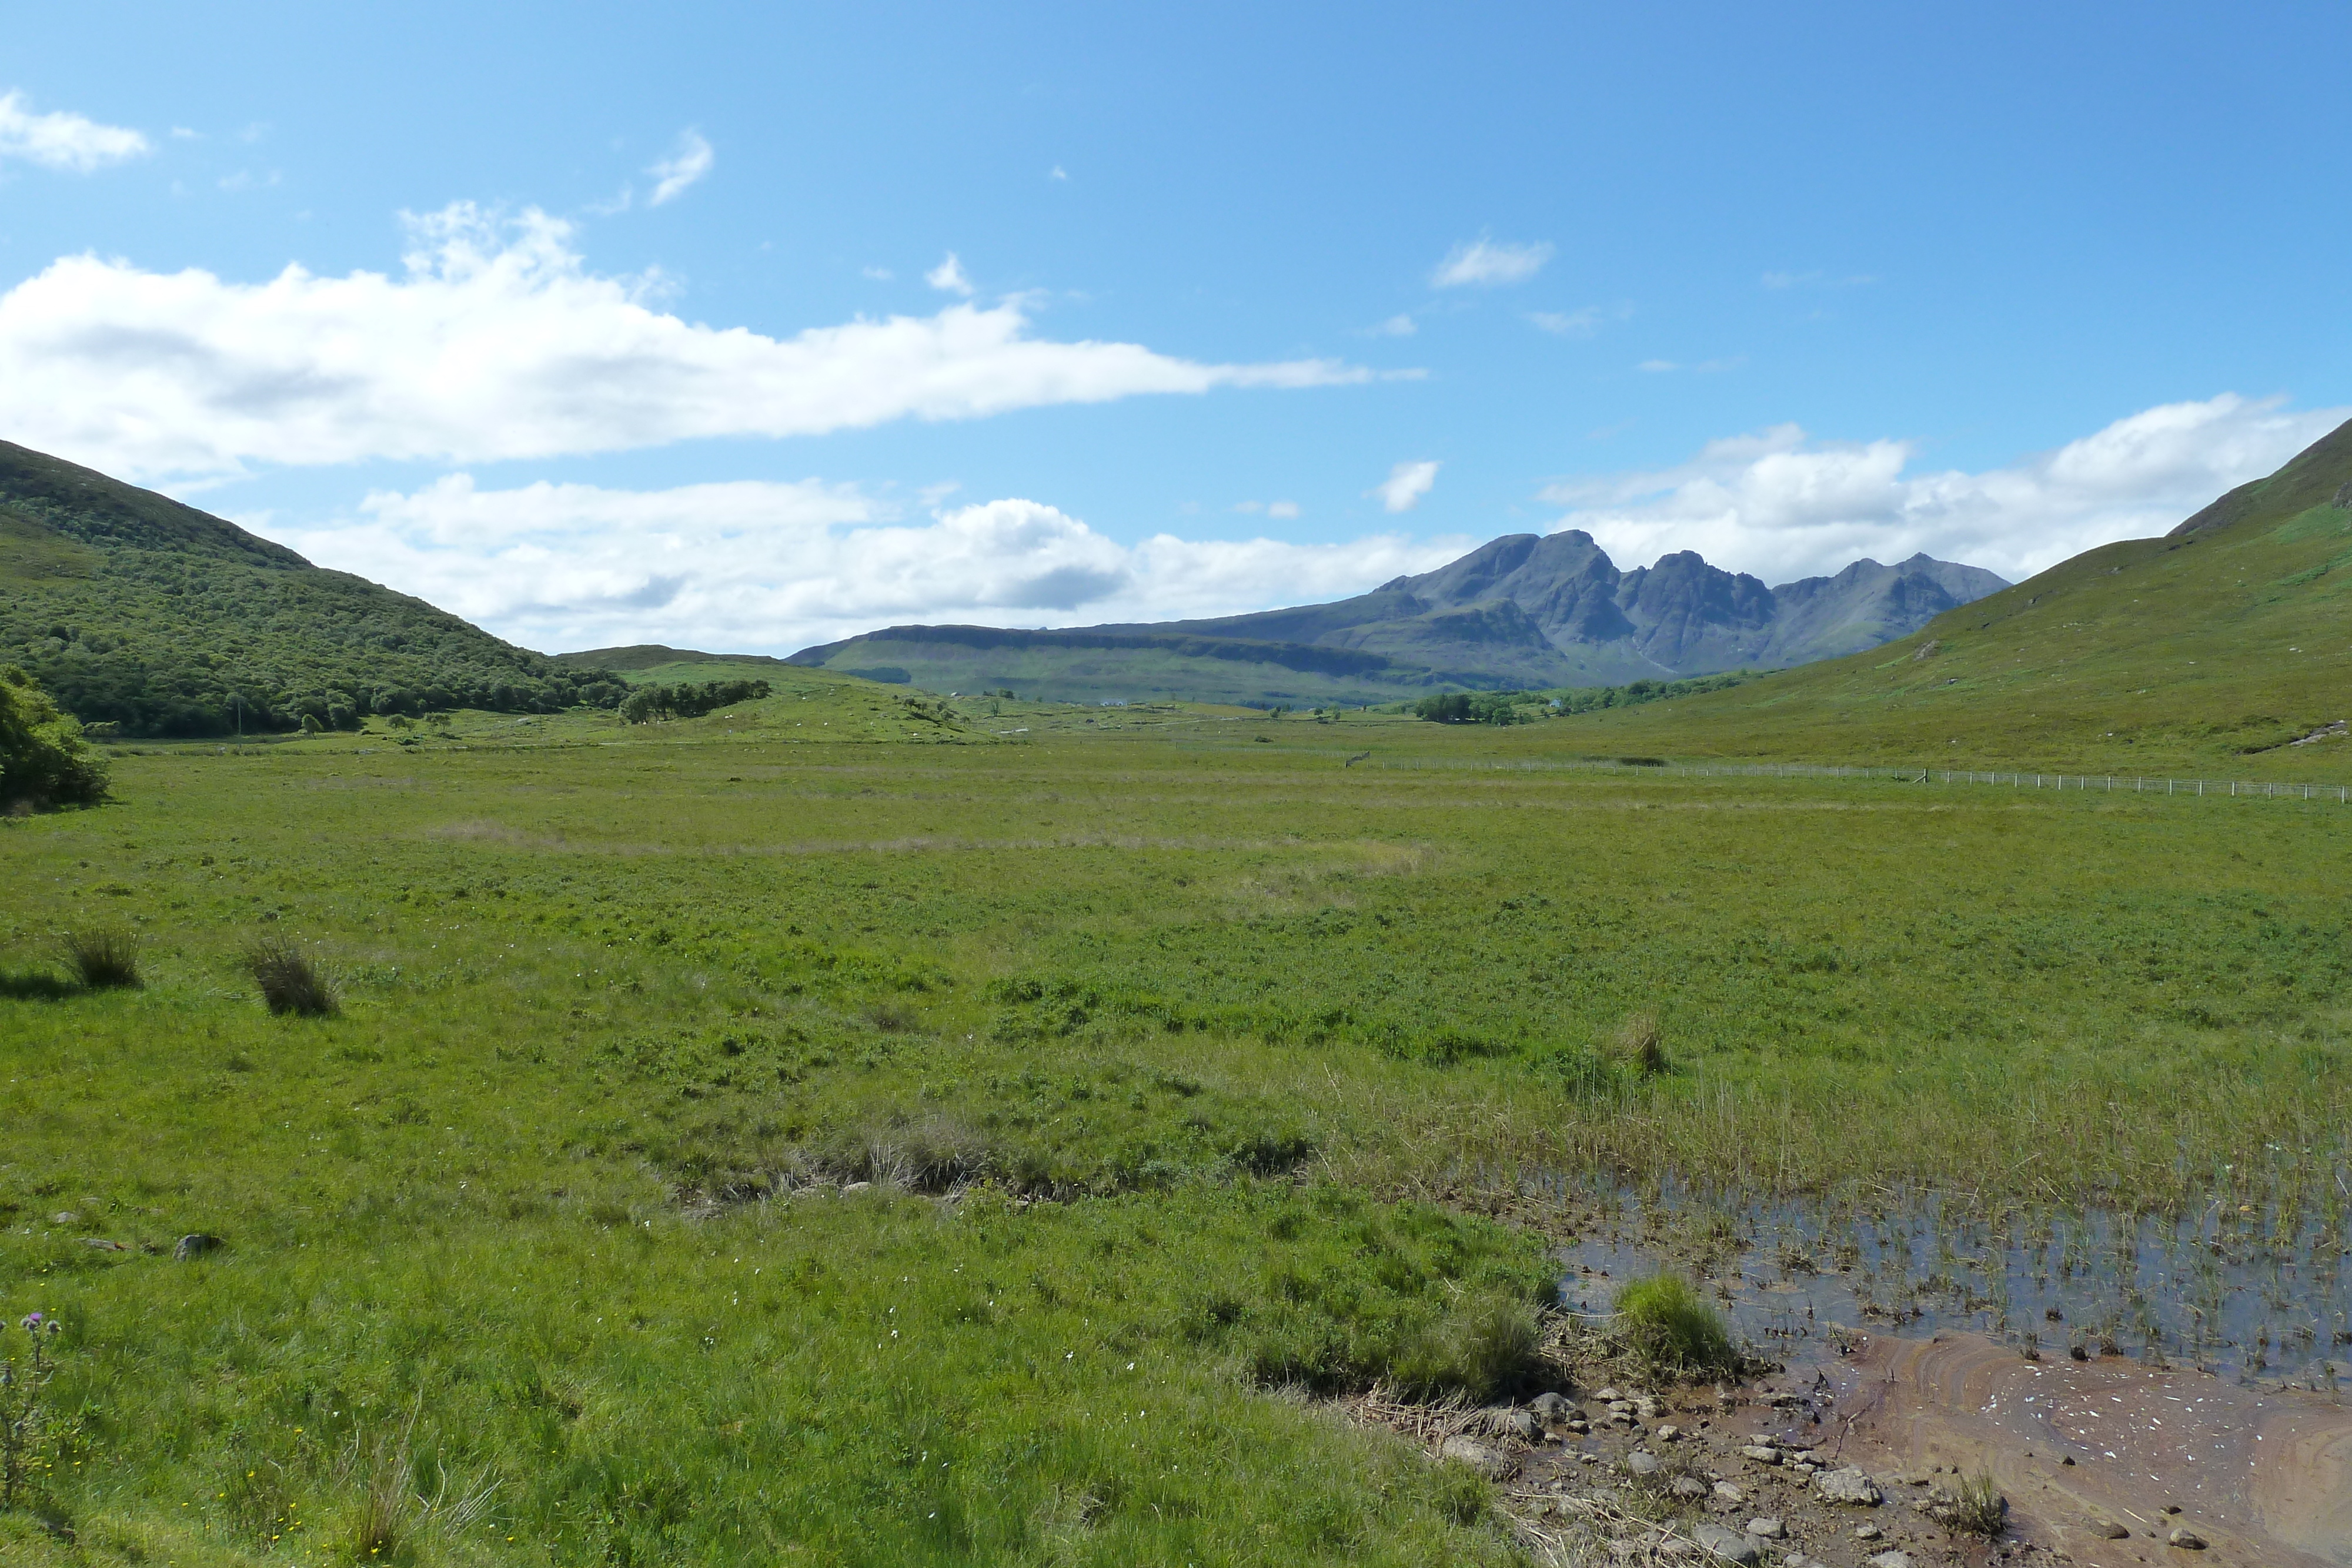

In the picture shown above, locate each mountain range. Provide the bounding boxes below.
[785,536,2009,704]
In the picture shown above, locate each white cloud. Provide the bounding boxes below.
[646,130,713,205]
[1431,237,1552,289]
[1761,269,1876,289]
[1636,358,1677,373]
[0,203,1371,480]
[1266,500,1300,519]
[270,476,1469,654]
[1371,459,1439,514]
[1050,165,1069,181]
[0,90,150,172]
[862,265,894,280]
[1370,313,1416,337]
[925,251,974,296]
[1536,393,2352,584]
[1531,304,1629,337]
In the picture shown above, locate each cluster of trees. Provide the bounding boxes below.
[0,666,107,810]
[1412,673,1751,726]
[1412,691,1528,726]
[619,678,772,724]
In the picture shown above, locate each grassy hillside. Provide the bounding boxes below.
[1543,419,2352,773]
[0,442,620,737]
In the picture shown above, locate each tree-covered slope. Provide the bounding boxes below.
[0,441,620,736]
[1549,418,2352,772]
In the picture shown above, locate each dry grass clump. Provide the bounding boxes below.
[1611,1011,1666,1075]
[248,937,338,1016]
[58,925,141,989]
[1940,1472,2007,1536]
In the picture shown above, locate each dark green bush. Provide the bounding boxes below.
[0,664,109,810]
[248,938,338,1017]
[58,927,141,989]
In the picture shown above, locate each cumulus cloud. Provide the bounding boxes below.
[0,203,1371,480]
[0,90,150,172]
[925,251,974,295]
[647,130,713,205]
[1431,237,1552,289]
[1538,394,2352,584]
[270,476,1468,654]
[1370,313,1416,337]
[1372,459,1439,513]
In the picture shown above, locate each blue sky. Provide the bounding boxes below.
[5,2,2350,654]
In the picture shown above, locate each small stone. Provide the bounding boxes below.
[1657,1423,1682,1441]
[50,1211,78,1226]
[1865,1553,1914,1568]
[1747,1518,1784,1539]
[1813,1466,1884,1506]
[1566,1418,1591,1434]
[79,1237,128,1251]
[1672,1476,1710,1499]
[1578,1452,1598,1464]
[1595,1386,1621,1401]
[1714,1482,1746,1503]
[1479,1406,1538,1442]
[1853,1522,1882,1540]
[1626,1449,1662,1476]
[2094,1520,2130,1540]
[1742,1445,1783,1465]
[1693,1521,1762,1564]
[1528,1390,1573,1428]
[173,1233,223,1261]
[1438,1435,1518,1480]
[2167,1528,2207,1550]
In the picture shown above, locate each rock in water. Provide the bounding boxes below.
[1437,1435,1517,1480]
[1812,1466,1883,1506]
[173,1233,223,1261]
[1692,1521,1762,1564]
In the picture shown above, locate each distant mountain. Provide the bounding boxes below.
[787,536,2007,705]
[0,440,620,736]
[1534,416,2352,769]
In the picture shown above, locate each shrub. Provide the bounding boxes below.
[0,666,109,811]
[56,927,140,989]
[249,938,338,1016]
[1614,1273,1737,1378]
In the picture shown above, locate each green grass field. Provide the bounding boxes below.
[3,696,2347,1563]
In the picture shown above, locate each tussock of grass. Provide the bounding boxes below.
[246,937,336,1015]
[1611,1010,1665,1075]
[1942,1472,2008,1536]
[1614,1273,1737,1379]
[55,926,139,989]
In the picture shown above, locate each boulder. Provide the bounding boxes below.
[1746,1517,1783,1539]
[1740,1445,1783,1465]
[1528,1390,1574,1429]
[2167,1528,2207,1551]
[1713,1481,1745,1503]
[1478,1406,1539,1442]
[1625,1449,1661,1476]
[1812,1466,1883,1506]
[173,1233,224,1261]
[1438,1435,1517,1480]
[1692,1521,1762,1564]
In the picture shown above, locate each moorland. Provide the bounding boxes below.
[2,672,2348,1564]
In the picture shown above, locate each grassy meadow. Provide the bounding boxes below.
[4,686,2348,1564]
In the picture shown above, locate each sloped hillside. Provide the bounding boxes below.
[1551,419,2352,772]
[0,441,619,736]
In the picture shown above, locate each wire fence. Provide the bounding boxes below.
[1360,753,2352,804]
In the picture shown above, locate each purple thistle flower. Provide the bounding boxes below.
[18,1313,40,1331]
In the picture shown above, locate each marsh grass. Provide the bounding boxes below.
[1611,1011,1665,1076]
[246,937,336,1016]
[0,724,2345,1560]
[1941,1472,2008,1537]
[55,927,139,989]
[1613,1275,1738,1379]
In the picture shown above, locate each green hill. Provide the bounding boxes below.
[0,441,622,737]
[1546,417,2352,773]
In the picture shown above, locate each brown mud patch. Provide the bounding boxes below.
[1829,1330,2352,1567]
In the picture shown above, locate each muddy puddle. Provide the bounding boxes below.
[1544,1186,2351,1566]
[1551,1185,2351,1389]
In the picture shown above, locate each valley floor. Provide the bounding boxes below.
[1,702,2344,1564]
